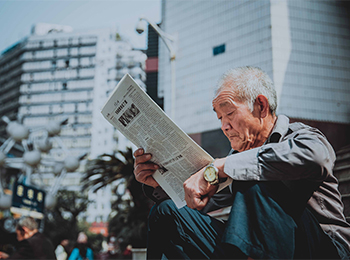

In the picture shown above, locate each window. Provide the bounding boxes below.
[213,44,226,56]
[65,60,70,67]
[62,82,67,90]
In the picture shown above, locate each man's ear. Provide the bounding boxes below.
[255,95,269,118]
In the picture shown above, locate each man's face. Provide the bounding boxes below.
[16,229,25,241]
[213,88,262,152]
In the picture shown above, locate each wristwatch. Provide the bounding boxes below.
[203,163,219,185]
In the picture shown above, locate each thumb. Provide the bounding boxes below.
[195,195,210,211]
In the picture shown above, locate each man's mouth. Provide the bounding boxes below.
[228,134,239,140]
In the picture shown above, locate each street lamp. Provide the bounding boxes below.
[136,17,177,119]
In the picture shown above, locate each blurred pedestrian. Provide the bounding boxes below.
[68,232,93,260]
[0,216,56,259]
[55,237,69,260]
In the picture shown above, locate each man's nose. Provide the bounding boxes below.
[221,119,231,132]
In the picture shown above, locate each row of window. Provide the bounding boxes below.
[22,57,95,71]
[60,126,91,136]
[51,137,91,149]
[22,46,96,60]
[20,79,94,93]
[23,114,92,127]
[108,67,146,81]
[26,36,97,49]
[19,91,93,104]
[0,66,22,84]
[21,68,95,82]
[19,101,92,115]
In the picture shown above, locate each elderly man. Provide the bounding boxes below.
[0,216,56,259]
[134,66,350,259]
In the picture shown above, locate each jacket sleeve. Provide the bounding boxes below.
[86,248,94,260]
[224,127,335,181]
[68,248,79,260]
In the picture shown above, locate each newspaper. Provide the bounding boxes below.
[101,74,231,208]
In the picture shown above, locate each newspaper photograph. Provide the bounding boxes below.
[101,74,231,208]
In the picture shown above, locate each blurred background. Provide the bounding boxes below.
[0,0,349,259]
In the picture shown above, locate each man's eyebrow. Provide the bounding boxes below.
[213,101,230,112]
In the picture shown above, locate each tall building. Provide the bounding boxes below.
[145,24,163,109]
[157,0,350,221]
[158,0,350,157]
[0,23,147,223]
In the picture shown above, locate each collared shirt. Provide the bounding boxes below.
[224,115,350,251]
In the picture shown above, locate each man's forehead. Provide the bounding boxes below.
[212,89,237,110]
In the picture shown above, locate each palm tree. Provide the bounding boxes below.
[82,148,134,193]
[82,148,153,248]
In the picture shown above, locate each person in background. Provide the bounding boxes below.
[55,237,69,260]
[0,216,56,259]
[68,232,94,260]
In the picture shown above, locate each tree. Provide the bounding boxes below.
[82,148,153,248]
[44,190,90,247]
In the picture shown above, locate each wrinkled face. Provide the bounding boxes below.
[213,88,261,152]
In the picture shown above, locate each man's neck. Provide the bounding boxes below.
[254,114,277,148]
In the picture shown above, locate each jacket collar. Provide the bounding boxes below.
[267,114,290,144]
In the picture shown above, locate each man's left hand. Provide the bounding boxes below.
[183,166,218,210]
[184,158,227,210]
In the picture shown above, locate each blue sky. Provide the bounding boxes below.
[0,0,161,53]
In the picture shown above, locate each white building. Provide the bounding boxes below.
[0,23,147,222]
[158,0,350,156]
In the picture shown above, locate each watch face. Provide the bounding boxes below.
[204,166,217,182]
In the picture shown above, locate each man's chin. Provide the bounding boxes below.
[230,141,250,152]
[230,143,243,152]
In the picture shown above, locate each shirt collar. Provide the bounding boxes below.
[267,114,290,144]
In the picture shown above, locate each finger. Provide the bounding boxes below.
[185,192,200,210]
[144,175,159,188]
[134,163,159,184]
[134,153,152,167]
[196,196,209,211]
[133,148,144,157]
[134,162,159,175]
[134,168,159,188]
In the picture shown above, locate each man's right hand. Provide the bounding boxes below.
[133,148,160,188]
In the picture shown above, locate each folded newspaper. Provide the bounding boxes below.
[101,74,231,208]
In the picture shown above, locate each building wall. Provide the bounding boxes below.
[159,0,350,155]
[146,24,163,108]
[159,0,274,135]
[277,0,350,124]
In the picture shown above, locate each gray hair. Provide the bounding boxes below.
[215,66,277,114]
[17,216,38,231]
